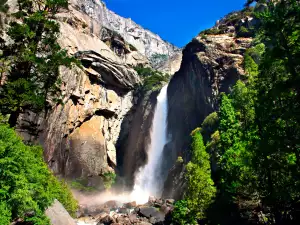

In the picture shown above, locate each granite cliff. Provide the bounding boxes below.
[13,0,178,190]
[162,10,255,199]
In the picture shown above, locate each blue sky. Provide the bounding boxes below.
[103,0,247,47]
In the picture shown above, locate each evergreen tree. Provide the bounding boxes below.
[185,130,216,222]
[252,0,300,222]
[0,0,76,127]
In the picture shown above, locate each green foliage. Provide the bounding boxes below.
[201,112,219,143]
[134,66,170,91]
[205,1,300,224]
[244,52,258,76]
[102,172,116,190]
[172,200,195,225]
[201,28,221,35]
[0,124,77,224]
[184,131,216,221]
[236,26,253,38]
[176,156,184,164]
[0,0,77,127]
[149,53,168,66]
[70,179,96,192]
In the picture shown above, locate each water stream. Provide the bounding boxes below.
[130,85,169,204]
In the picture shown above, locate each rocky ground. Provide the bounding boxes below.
[75,197,175,225]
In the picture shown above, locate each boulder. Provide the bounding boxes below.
[138,207,165,223]
[45,200,77,225]
[116,215,131,224]
[104,200,122,209]
[96,214,115,225]
[118,208,129,214]
[123,201,137,208]
[128,213,138,223]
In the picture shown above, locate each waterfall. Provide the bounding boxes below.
[130,85,169,204]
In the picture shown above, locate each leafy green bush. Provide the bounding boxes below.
[0,124,78,224]
[236,26,253,38]
[172,200,196,225]
[201,112,219,143]
[134,66,170,91]
[176,156,184,164]
[102,172,116,189]
[201,28,221,35]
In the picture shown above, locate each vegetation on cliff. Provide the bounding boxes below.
[0,123,77,224]
[174,0,300,224]
[172,130,216,224]
[0,0,77,127]
[135,66,170,91]
[0,0,78,223]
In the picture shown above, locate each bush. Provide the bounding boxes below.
[102,172,116,189]
[172,200,196,225]
[236,26,253,38]
[0,124,78,224]
[134,66,170,91]
[176,156,184,164]
[201,112,219,143]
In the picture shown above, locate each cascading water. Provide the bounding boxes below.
[130,85,169,204]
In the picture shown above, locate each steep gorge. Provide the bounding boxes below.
[10,0,256,219]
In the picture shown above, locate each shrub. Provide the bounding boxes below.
[201,112,219,143]
[102,172,116,189]
[201,28,221,35]
[0,124,78,224]
[172,200,196,225]
[134,66,169,91]
[176,156,184,164]
[236,26,253,38]
[70,179,96,192]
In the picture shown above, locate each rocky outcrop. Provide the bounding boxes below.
[163,31,252,198]
[16,8,144,188]
[156,51,183,75]
[68,0,179,63]
[162,162,186,201]
[46,200,77,225]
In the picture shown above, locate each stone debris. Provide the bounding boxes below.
[75,197,175,225]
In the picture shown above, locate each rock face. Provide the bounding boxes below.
[162,162,186,201]
[69,0,179,62]
[46,200,77,225]
[163,32,252,197]
[16,4,146,188]
[156,51,183,75]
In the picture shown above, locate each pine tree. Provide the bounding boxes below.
[185,130,216,222]
[0,0,76,127]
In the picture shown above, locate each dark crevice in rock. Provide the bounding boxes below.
[70,95,80,105]
[95,109,116,119]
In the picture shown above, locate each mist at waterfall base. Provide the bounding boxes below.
[74,85,169,208]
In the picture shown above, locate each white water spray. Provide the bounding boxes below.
[130,85,169,204]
